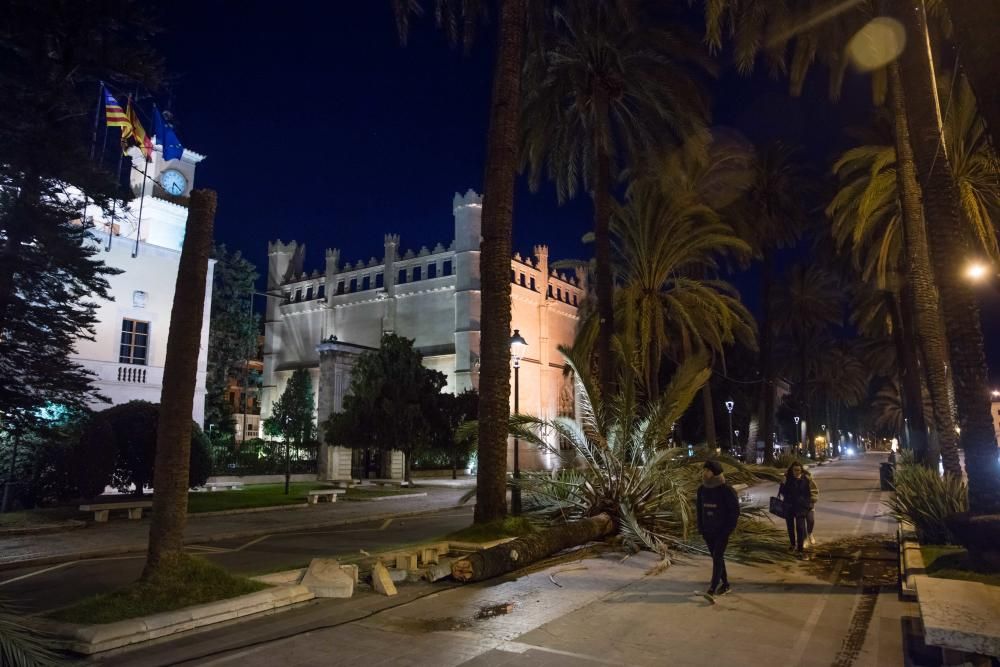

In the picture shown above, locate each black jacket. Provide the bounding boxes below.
[697,481,740,535]
[779,476,812,517]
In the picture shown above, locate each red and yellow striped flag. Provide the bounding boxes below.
[123,97,153,160]
[104,87,131,132]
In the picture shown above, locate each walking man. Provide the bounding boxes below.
[697,460,741,600]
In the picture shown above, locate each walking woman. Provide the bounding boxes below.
[696,460,741,598]
[779,462,812,557]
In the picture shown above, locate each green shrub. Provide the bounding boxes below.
[884,464,968,544]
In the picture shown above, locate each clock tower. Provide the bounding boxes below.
[124,140,205,253]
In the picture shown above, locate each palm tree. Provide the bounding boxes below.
[885,61,959,474]
[521,0,711,398]
[773,264,842,457]
[732,143,804,462]
[613,181,755,402]
[892,0,1000,509]
[830,76,1000,465]
[943,0,1000,145]
[393,0,527,522]
[700,0,969,475]
[144,190,216,578]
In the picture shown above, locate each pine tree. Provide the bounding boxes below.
[204,244,259,440]
[0,1,161,432]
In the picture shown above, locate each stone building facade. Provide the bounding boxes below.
[260,190,585,479]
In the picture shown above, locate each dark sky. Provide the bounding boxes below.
[157,3,1000,380]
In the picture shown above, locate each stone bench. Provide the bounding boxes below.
[79,500,153,522]
[307,489,345,505]
[368,479,410,488]
[205,481,245,492]
[915,575,1000,662]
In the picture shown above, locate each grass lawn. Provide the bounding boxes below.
[446,516,535,543]
[186,482,330,513]
[921,545,1000,587]
[49,555,268,625]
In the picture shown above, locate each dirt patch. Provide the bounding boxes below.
[800,535,898,587]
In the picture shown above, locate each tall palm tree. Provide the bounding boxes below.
[613,180,755,403]
[144,190,216,577]
[521,0,711,398]
[393,0,527,522]
[732,143,804,462]
[891,0,998,502]
[773,264,842,457]
[886,61,959,473]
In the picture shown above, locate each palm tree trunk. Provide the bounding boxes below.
[887,62,954,471]
[143,189,216,578]
[759,250,776,464]
[647,341,660,401]
[893,1,999,505]
[702,380,717,449]
[593,147,615,400]
[474,0,526,524]
[889,287,929,460]
[943,0,1000,146]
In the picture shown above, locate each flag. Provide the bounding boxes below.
[124,97,154,160]
[153,106,184,160]
[104,87,131,133]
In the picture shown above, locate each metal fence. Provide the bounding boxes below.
[208,439,317,476]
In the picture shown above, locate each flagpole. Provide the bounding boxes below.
[132,156,150,258]
[91,82,104,161]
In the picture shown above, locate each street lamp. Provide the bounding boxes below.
[724,400,735,453]
[510,329,528,516]
[793,416,801,451]
[965,261,990,282]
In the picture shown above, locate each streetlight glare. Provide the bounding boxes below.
[966,262,989,281]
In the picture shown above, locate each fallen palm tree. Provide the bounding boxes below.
[451,350,787,582]
[451,513,613,582]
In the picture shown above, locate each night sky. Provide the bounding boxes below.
[157,3,1000,378]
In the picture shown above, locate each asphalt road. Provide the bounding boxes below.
[0,507,474,614]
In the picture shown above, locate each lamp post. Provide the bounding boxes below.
[725,400,735,453]
[793,416,801,453]
[510,329,528,516]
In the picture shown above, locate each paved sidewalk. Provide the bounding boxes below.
[0,485,471,570]
[102,453,918,667]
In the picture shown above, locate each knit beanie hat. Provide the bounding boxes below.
[703,460,724,476]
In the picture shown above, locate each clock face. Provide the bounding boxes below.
[161,169,187,196]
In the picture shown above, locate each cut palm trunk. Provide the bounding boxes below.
[451,513,614,582]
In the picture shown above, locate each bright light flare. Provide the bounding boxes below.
[966,262,990,281]
[846,17,906,72]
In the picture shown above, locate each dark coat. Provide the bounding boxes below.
[697,481,741,535]
[779,475,813,517]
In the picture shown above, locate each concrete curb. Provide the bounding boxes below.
[193,503,309,517]
[365,492,428,502]
[0,503,471,572]
[39,584,314,655]
[0,520,86,537]
[898,520,923,600]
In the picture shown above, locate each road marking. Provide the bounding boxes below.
[0,561,72,588]
[380,518,393,530]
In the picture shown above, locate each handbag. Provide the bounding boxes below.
[769,496,786,519]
